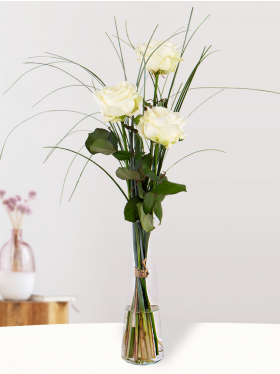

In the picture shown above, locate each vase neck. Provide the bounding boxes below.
[12,229,23,247]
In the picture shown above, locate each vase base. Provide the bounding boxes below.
[122,353,164,365]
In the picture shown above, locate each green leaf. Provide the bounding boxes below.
[138,181,145,199]
[89,138,116,155]
[136,203,155,233]
[113,151,133,161]
[91,128,110,140]
[155,194,165,203]
[116,167,142,180]
[134,115,142,125]
[108,131,119,150]
[152,181,186,195]
[85,128,117,156]
[142,153,152,168]
[140,159,162,182]
[160,173,168,182]
[134,152,145,169]
[143,191,155,214]
[154,201,163,224]
[124,197,142,222]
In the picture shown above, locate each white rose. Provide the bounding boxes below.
[137,107,187,148]
[135,40,183,75]
[93,82,143,123]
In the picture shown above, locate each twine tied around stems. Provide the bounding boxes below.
[135,258,150,279]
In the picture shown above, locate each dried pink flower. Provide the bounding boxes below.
[17,204,32,215]
[8,197,17,206]
[28,191,37,200]
[15,195,21,202]
[3,200,15,212]
[0,190,6,198]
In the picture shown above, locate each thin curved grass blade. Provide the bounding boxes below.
[167,8,194,100]
[44,52,106,87]
[33,84,94,107]
[136,25,159,88]
[112,35,134,49]
[3,61,71,95]
[44,146,128,201]
[166,149,226,173]
[0,110,101,161]
[43,112,103,163]
[60,145,84,205]
[68,154,93,201]
[125,20,135,49]
[24,61,93,93]
[114,17,127,80]
[189,86,280,95]
[187,89,224,117]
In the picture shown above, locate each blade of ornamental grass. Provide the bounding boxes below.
[125,20,135,49]
[45,52,106,87]
[44,146,128,201]
[114,17,127,81]
[32,84,95,108]
[189,86,280,95]
[167,8,194,101]
[165,149,226,173]
[2,61,80,95]
[187,89,224,117]
[23,61,93,92]
[0,110,102,161]
[43,112,104,163]
[68,154,93,202]
[60,145,84,205]
[136,25,159,88]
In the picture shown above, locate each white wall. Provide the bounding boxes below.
[0,1,280,324]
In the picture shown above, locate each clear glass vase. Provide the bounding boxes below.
[0,229,35,300]
[121,222,164,365]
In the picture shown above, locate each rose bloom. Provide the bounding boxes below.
[93,82,143,123]
[137,107,187,148]
[135,40,183,75]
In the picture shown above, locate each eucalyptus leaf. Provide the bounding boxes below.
[154,201,163,224]
[143,191,155,214]
[135,151,145,169]
[155,194,165,203]
[89,138,116,155]
[141,159,162,182]
[108,131,119,150]
[138,181,145,199]
[116,167,142,180]
[152,181,186,195]
[91,128,110,140]
[86,128,117,156]
[124,196,142,222]
[136,202,155,233]
[160,173,168,182]
[113,151,133,160]
[142,153,152,168]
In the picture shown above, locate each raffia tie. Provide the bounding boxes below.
[135,258,150,279]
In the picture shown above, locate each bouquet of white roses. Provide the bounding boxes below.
[2,8,279,365]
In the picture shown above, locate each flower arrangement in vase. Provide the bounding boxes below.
[0,190,36,300]
[1,7,279,364]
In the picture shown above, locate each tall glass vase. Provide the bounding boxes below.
[121,222,164,365]
[0,229,35,300]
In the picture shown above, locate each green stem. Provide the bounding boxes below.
[153,143,159,189]
[153,73,159,107]
[121,122,130,198]
[140,278,159,355]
